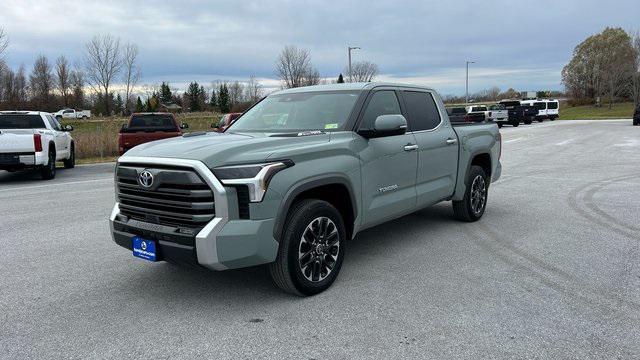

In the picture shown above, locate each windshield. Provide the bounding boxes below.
[534,102,547,110]
[127,114,177,132]
[0,114,46,129]
[228,91,360,132]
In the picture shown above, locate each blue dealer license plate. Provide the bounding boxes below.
[132,237,157,262]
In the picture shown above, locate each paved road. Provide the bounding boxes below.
[1,120,639,359]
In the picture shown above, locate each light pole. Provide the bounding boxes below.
[348,46,360,82]
[466,60,475,104]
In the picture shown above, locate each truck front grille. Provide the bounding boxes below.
[116,164,215,230]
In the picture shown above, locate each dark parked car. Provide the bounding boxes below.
[118,113,189,155]
[633,105,639,126]
[446,107,485,124]
[499,100,538,125]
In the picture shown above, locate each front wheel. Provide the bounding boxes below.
[511,120,520,127]
[452,165,488,222]
[269,199,346,296]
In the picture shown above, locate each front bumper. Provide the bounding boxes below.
[109,157,279,271]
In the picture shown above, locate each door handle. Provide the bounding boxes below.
[404,144,419,151]
[446,138,457,145]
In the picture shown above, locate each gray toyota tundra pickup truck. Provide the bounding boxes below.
[110,82,502,296]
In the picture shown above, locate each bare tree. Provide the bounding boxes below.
[245,75,263,103]
[0,27,8,59]
[55,55,71,107]
[30,55,54,110]
[84,34,122,115]
[346,61,379,82]
[228,81,245,107]
[122,42,141,113]
[275,45,320,88]
[487,86,501,101]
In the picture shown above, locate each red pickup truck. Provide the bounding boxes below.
[118,113,188,155]
[211,112,242,132]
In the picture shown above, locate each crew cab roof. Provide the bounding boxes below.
[0,110,50,116]
[271,82,437,95]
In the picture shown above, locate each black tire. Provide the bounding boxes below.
[64,143,75,169]
[497,123,503,128]
[511,120,519,127]
[269,199,346,296]
[452,165,488,222]
[537,117,544,122]
[524,118,532,125]
[633,119,639,126]
[41,148,56,180]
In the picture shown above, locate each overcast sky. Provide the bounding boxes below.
[1,0,638,95]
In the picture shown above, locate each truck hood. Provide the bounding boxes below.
[121,131,331,168]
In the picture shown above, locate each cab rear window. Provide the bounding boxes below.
[0,114,46,129]
[547,102,558,109]
[127,115,177,131]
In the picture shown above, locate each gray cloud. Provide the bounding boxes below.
[1,0,638,94]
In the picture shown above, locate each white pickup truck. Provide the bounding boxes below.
[53,108,91,120]
[0,111,76,179]
[487,104,516,127]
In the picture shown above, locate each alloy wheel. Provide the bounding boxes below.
[470,175,486,215]
[298,216,340,282]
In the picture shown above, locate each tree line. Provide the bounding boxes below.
[0,28,380,116]
[562,27,640,108]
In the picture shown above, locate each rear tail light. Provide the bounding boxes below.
[34,133,42,152]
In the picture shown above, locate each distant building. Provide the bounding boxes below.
[159,102,182,113]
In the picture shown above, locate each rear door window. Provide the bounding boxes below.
[547,102,558,110]
[402,91,441,131]
[359,91,402,130]
[0,114,47,129]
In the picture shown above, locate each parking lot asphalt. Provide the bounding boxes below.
[1,120,639,359]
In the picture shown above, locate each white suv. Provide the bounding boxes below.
[0,111,75,179]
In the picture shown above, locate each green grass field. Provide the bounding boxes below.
[559,102,635,120]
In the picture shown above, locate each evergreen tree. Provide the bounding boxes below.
[186,82,201,111]
[135,96,144,112]
[115,93,124,115]
[209,89,218,109]
[160,82,172,104]
[199,85,207,110]
[218,83,230,113]
[337,73,345,83]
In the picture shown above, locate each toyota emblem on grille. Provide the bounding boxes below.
[138,170,154,188]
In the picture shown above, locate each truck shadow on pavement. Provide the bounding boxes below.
[110,203,458,306]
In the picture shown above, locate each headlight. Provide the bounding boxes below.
[212,161,293,202]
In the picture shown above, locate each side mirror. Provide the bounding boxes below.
[358,114,408,138]
[120,123,128,132]
[211,123,219,129]
[64,125,74,132]
[180,123,189,129]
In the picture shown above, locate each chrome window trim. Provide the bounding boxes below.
[115,156,229,270]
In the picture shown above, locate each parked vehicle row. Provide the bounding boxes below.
[0,111,75,179]
[446,99,560,128]
[109,82,502,296]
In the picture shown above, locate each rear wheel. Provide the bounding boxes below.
[269,199,346,296]
[453,165,488,222]
[64,143,75,169]
[41,148,56,180]
[524,118,532,125]
[633,119,638,126]
[511,120,520,127]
